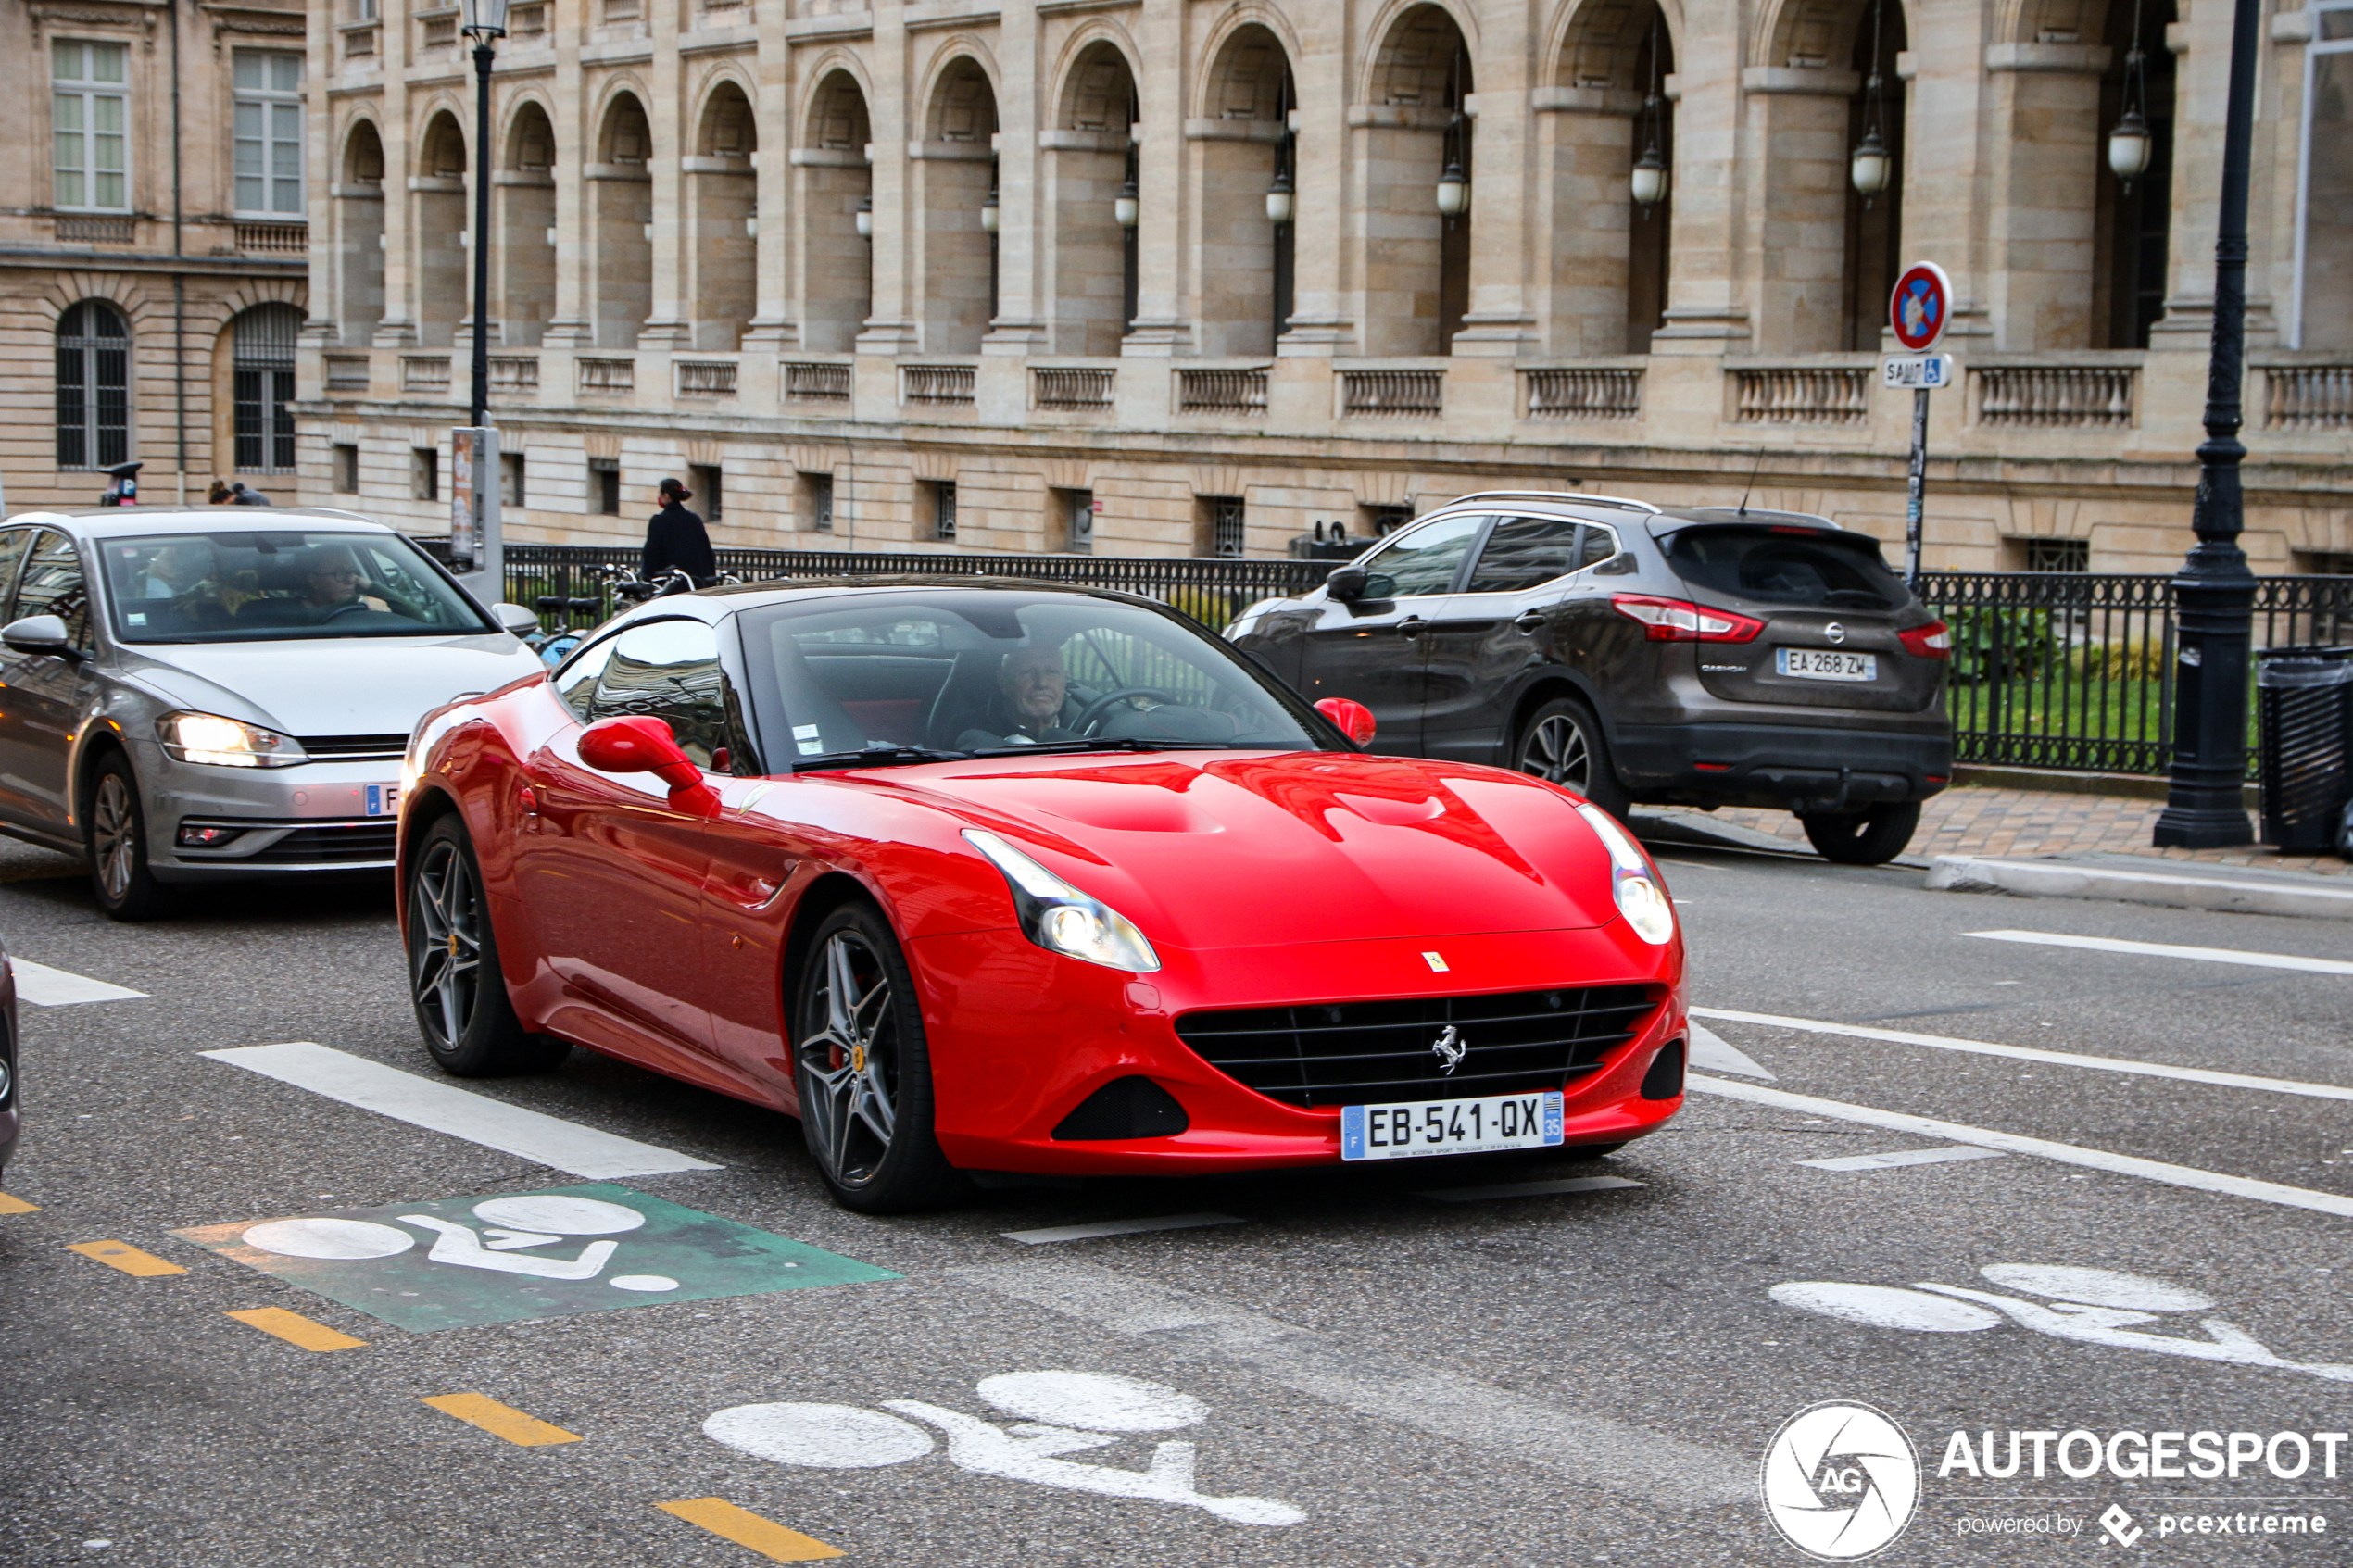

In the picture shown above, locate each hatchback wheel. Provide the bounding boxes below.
[1800,801,1922,866]
[407,815,566,1075]
[792,900,963,1213]
[84,752,171,922]
[1515,698,1629,817]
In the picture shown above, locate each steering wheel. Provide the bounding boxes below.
[320,599,374,621]
[1073,686,1183,734]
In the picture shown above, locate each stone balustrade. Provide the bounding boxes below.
[2262,363,2353,430]
[1732,366,1871,426]
[1973,363,2138,428]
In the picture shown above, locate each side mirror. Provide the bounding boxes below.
[1315,697,1377,746]
[2,615,81,660]
[492,602,541,636]
[1325,566,1368,603]
[578,714,720,815]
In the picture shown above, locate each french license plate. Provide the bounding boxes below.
[1776,647,1877,682]
[366,784,401,817]
[1340,1090,1564,1162]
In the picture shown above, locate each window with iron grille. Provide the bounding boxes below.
[1198,495,1245,558]
[56,300,130,470]
[802,471,833,533]
[931,480,957,541]
[2019,537,2089,573]
[52,41,129,212]
[232,304,299,472]
[591,457,620,515]
[232,51,304,217]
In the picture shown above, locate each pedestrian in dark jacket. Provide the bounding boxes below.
[642,477,715,586]
[229,481,271,506]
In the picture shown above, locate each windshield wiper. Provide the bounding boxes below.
[964,738,1252,757]
[789,743,971,773]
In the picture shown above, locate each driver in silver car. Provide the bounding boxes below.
[298,544,395,621]
[954,645,1080,749]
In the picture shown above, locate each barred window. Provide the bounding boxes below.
[57,301,131,470]
[232,304,300,473]
[53,40,129,212]
[232,51,305,217]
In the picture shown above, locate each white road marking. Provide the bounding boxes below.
[1692,1006,2353,1103]
[1687,1022,1775,1079]
[201,1042,720,1178]
[1416,1175,1645,1202]
[1000,1213,1242,1246]
[1797,1146,2009,1173]
[955,1260,1751,1511]
[1688,1073,2353,1219]
[13,960,145,1006]
[1965,929,2353,975]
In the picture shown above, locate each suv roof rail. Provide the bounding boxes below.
[1439,490,1662,514]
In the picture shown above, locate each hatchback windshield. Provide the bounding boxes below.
[738,589,1330,759]
[97,531,493,642]
[1665,526,1908,612]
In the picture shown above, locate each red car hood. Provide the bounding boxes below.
[875,751,1624,949]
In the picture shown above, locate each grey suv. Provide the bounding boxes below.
[1226,492,1954,865]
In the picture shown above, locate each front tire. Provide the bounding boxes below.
[406,815,567,1075]
[1800,801,1923,866]
[791,899,963,1214]
[1515,697,1630,818]
[85,751,171,922]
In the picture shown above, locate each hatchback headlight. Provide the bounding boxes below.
[157,711,308,769]
[1576,803,1676,946]
[963,829,1162,973]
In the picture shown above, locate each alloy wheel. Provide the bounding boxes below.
[797,929,900,1187]
[92,772,138,900]
[1519,713,1591,790]
[409,840,483,1049]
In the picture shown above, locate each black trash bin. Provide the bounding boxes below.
[2254,645,2353,854]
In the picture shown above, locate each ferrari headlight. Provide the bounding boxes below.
[157,710,308,769]
[1576,803,1676,946]
[963,829,1162,973]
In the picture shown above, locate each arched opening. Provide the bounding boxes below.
[1841,0,1906,349]
[1194,26,1294,358]
[414,110,469,348]
[229,303,300,475]
[2092,0,2175,348]
[1362,5,1472,358]
[497,101,557,347]
[589,92,655,349]
[56,301,131,470]
[1045,40,1139,357]
[688,81,758,350]
[919,57,1000,353]
[337,120,385,345]
[799,70,872,353]
[1548,0,1676,356]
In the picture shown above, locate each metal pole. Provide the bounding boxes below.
[2153,0,2261,848]
[1903,386,1929,586]
[469,40,496,431]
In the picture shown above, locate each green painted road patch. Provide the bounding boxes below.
[171,1183,897,1332]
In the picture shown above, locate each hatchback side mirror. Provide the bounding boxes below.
[578,715,719,815]
[2,615,82,660]
[492,602,541,636]
[1325,566,1368,602]
[1315,697,1377,745]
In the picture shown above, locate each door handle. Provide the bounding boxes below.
[1513,612,1548,633]
[1396,617,1429,637]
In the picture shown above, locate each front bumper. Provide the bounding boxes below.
[912,921,1686,1176]
[1612,721,1952,811]
[138,745,407,881]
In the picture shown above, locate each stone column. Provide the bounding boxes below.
[1738,67,1858,356]
[1453,12,1539,356]
[854,4,915,353]
[742,0,796,349]
[1534,89,1640,358]
[1983,43,2109,349]
[540,2,591,348]
[984,2,1046,353]
[371,0,418,347]
[1277,6,1349,353]
[1649,21,1746,353]
[637,0,690,347]
[1121,0,1184,350]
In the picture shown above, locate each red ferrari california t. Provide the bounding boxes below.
[397,580,1687,1211]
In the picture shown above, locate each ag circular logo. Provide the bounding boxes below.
[1760,1401,1919,1560]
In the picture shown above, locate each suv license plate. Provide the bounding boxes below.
[1777,648,1877,682]
[1340,1090,1564,1162]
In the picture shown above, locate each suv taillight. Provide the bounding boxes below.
[1610,593,1765,644]
[1898,620,1952,659]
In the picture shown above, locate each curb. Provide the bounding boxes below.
[1923,855,2353,922]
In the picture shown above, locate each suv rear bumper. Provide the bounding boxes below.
[1614,721,1952,812]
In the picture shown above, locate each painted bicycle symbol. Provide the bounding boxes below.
[239,1193,683,1293]
[1773,1264,2353,1384]
[705,1371,1303,1527]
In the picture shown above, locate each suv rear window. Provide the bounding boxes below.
[1665,527,1906,611]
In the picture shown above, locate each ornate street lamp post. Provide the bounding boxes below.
[2154,0,2261,848]
[460,0,509,430]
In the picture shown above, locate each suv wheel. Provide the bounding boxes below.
[1800,802,1922,866]
[85,752,172,922]
[1516,698,1629,817]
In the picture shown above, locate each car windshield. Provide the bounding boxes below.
[96,530,494,642]
[737,588,1332,760]
[1665,526,1908,612]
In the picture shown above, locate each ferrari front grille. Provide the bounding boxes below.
[1173,984,1661,1109]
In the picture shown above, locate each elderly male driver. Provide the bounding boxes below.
[954,644,1081,750]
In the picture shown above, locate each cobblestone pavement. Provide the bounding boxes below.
[1708,784,2350,877]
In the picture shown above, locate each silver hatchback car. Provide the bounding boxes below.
[0,508,545,919]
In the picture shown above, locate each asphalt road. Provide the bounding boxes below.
[2,826,2348,1568]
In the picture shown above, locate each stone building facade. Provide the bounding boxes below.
[298,0,2351,572]
[3,0,311,511]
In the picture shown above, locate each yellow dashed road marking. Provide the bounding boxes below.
[0,1192,38,1214]
[226,1308,367,1351]
[656,1499,843,1562]
[421,1392,582,1447]
[68,1240,185,1276]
